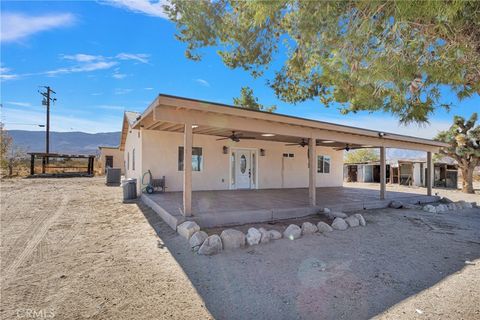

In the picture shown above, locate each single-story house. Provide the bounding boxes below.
[345,159,458,188]
[98,146,125,174]
[120,94,448,228]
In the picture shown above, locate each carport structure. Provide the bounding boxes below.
[128,94,448,227]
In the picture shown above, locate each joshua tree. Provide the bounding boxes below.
[435,113,479,193]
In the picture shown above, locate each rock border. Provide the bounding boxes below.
[175,211,367,255]
[387,199,477,214]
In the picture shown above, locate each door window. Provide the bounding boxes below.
[240,155,247,174]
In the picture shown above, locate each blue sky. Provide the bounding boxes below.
[1,0,479,138]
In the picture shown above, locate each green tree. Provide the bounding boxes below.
[435,113,479,194]
[233,86,276,112]
[165,0,480,123]
[344,149,379,164]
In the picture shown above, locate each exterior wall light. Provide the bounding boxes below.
[260,148,266,156]
[223,146,229,154]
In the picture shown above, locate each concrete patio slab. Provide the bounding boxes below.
[142,186,440,229]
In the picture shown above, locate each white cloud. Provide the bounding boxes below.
[112,70,127,79]
[1,12,75,43]
[62,54,102,62]
[91,92,103,96]
[102,0,169,19]
[195,78,210,87]
[144,87,154,90]
[0,65,19,81]
[116,53,150,64]
[6,101,32,107]
[97,105,125,110]
[45,61,118,76]
[114,88,133,95]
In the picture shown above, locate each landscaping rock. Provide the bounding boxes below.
[317,221,333,233]
[301,222,318,235]
[177,221,200,240]
[440,197,453,203]
[448,203,458,211]
[267,230,282,240]
[403,203,423,210]
[323,208,331,214]
[258,227,270,243]
[198,234,222,255]
[246,228,262,246]
[220,229,245,250]
[327,211,348,219]
[353,213,366,227]
[422,204,436,213]
[345,215,360,227]
[436,204,448,213]
[389,200,403,209]
[283,224,302,240]
[331,218,348,231]
[189,231,208,252]
[457,201,473,209]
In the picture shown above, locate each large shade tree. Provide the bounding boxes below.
[164,0,480,123]
[435,113,479,194]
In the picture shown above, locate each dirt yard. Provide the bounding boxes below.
[1,177,479,319]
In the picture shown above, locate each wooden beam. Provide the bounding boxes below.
[308,137,316,206]
[183,122,193,216]
[426,152,433,196]
[380,147,386,200]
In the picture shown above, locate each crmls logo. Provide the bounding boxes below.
[16,308,55,318]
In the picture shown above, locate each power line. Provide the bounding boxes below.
[38,86,56,155]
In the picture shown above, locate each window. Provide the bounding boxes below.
[178,146,203,171]
[132,148,135,170]
[127,152,130,170]
[317,155,331,173]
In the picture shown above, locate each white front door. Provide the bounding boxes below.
[235,149,253,189]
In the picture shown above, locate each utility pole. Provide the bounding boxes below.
[39,86,56,172]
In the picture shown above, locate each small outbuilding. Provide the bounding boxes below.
[98,146,125,174]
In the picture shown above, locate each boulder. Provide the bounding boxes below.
[317,221,333,233]
[177,221,200,240]
[448,203,458,211]
[323,208,331,214]
[327,211,348,219]
[436,204,448,213]
[403,203,423,210]
[220,229,246,250]
[246,228,262,246]
[258,227,270,243]
[301,222,318,235]
[353,213,366,227]
[389,200,403,209]
[267,230,282,240]
[457,201,473,209]
[283,224,302,240]
[422,204,436,213]
[189,231,208,252]
[331,218,348,231]
[345,215,360,227]
[440,197,453,203]
[198,235,222,255]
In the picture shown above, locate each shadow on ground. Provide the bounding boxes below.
[137,200,480,320]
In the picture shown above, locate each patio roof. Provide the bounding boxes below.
[122,93,448,153]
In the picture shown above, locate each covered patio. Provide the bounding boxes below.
[131,94,448,229]
[142,186,439,228]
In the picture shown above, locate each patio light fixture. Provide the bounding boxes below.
[261,133,275,137]
[322,140,335,143]
[378,132,385,137]
[192,124,199,129]
[260,148,266,156]
[223,146,229,154]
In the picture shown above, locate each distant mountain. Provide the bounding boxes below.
[8,130,121,155]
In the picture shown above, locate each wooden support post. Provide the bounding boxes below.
[380,146,386,200]
[30,154,35,175]
[42,156,46,174]
[183,123,193,216]
[308,137,316,206]
[426,151,433,196]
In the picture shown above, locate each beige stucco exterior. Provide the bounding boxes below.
[98,147,125,174]
[136,130,343,192]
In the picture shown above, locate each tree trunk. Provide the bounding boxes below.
[461,165,475,194]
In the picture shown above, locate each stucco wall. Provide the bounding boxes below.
[99,147,125,174]
[140,130,343,192]
[124,127,143,192]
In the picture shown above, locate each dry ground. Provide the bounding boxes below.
[1,177,480,319]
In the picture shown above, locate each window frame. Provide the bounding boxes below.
[317,155,331,174]
[178,146,203,172]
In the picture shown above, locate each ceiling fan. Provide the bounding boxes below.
[334,144,351,151]
[285,138,309,147]
[216,131,256,142]
[334,144,378,151]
